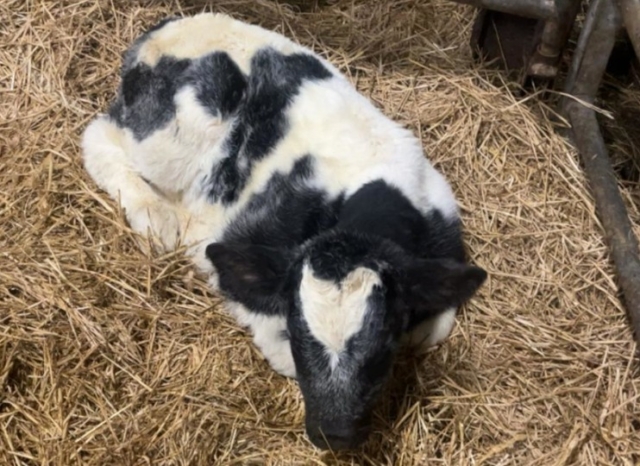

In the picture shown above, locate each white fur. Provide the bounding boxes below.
[137,13,301,73]
[81,116,194,251]
[83,13,458,254]
[206,264,295,378]
[293,79,458,218]
[82,12,461,376]
[225,301,296,378]
[299,264,381,365]
[131,87,230,198]
[404,307,457,349]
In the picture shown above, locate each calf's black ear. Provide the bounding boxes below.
[205,242,292,299]
[402,258,487,320]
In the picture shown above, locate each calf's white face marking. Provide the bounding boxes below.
[299,264,381,366]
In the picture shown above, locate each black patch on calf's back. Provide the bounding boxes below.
[110,51,247,141]
[207,48,333,205]
[110,15,250,141]
[188,52,247,119]
[231,49,332,163]
[337,180,466,261]
[222,156,342,251]
[109,57,191,140]
[337,180,426,253]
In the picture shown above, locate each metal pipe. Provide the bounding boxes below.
[564,0,622,103]
[566,103,640,346]
[619,0,640,60]
[449,0,558,20]
[527,0,582,78]
[562,0,640,346]
[564,0,605,95]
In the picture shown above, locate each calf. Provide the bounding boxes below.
[81,13,487,451]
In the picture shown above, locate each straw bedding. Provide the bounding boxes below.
[1,0,639,464]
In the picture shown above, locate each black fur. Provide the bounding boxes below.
[336,180,466,262]
[188,52,247,119]
[206,156,343,316]
[206,176,486,450]
[109,57,191,140]
[110,51,247,141]
[207,48,332,204]
[285,233,407,450]
[112,23,332,202]
[223,156,343,249]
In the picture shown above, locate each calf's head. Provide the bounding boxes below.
[205,231,486,450]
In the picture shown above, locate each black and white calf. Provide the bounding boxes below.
[81,13,487,451]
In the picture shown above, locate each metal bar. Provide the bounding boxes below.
[449,0,558,20]
[527,0,582,78]
[562,0,640,346]
[566,103,640,346]
[619,0,640,60]
[564,0,613,99]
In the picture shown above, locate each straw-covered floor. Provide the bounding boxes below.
[2,0,639,464]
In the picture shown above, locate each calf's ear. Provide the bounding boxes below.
[402,258,487,319]
[205,242,292,299]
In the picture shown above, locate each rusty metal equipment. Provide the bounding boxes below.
[466,0,582,81]
[449,0,640,347]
